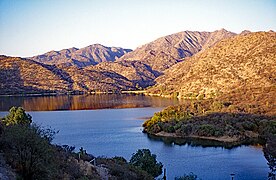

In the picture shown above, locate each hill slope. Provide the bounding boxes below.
[118,29,236,72]
[89,60,161,88]
[0,56,134,94]
[0,56,72,94]
[143,32,276,147]
[30,44,132,67]
[148,32,276,105]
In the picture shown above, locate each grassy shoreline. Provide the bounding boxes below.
[143,99,276,147]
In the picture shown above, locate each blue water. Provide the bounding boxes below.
[0,95,269,179]
[26,108,268,180]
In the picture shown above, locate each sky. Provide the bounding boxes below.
[0,0,276,57]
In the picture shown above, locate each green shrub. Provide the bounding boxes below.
[113,156,127,164]
[1,124,56,179]
[197,124,223,137]
[130,149,163,178]
[179,124,193,136]
[148,124,162,133]
[242,121,258,131]
[1,106,32,126]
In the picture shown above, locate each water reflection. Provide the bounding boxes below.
[147,134,264,149]
[0,94,181,111]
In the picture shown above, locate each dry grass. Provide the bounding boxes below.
[149,32,276,115]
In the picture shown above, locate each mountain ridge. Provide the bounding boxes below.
[147,31,276,103]
[117,29,236,72]
[1,29,274,97]
[30,44,132,67]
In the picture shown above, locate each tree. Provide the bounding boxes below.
[1,106,32,126]
[264,136,276,180]
[129,149,163,178]
[1,124,56,179]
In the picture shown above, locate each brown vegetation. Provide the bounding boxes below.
[148,32,276,106]
[0,56,135,95]
[118,29,236,72]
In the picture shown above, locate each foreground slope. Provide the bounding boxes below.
[149,31,276,102]
[30,44,132,67]
[0,56,134,94]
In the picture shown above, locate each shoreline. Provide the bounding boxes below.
[151,131,242,143]
[0,90,148,97]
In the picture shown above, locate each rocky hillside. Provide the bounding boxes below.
[118,29,236,72]
[91,29,236,87]
[0,56,134,95]
[30,44,132,67]
[3,29,272,95]
[148,32,276,104]
[61,65,134,92]
[0,56,71,94]
[25,29,236,89]
[89,60,161,88]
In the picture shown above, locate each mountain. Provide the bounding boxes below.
[30,44,132,67]
[147,31,276,110]
[0,55,134,95]
[117,29,236,72]
[3,29,272,96]
[27,29,236,88]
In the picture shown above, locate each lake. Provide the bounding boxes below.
[0,94,269,179]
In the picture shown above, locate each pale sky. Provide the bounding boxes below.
[0,0,276,57]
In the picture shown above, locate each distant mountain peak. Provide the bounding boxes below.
[240,30,251,35]
[29,44,132,67]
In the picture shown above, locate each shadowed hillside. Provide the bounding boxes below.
[0,56,135,95]
[90,60,161,88]
[0,56,72,94]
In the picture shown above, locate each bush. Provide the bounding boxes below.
[0,124,56,179]
[0,107,100,180]
[242,121,258,131]
[130,149,163,178]
[161,123,175,133]
[179,124,193,136]
[1,106,32,126]
[148,124,162,133]
[97,157,153,180]
[143,113,161,127]
[197,124,223,137]
[113,156,127,164]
